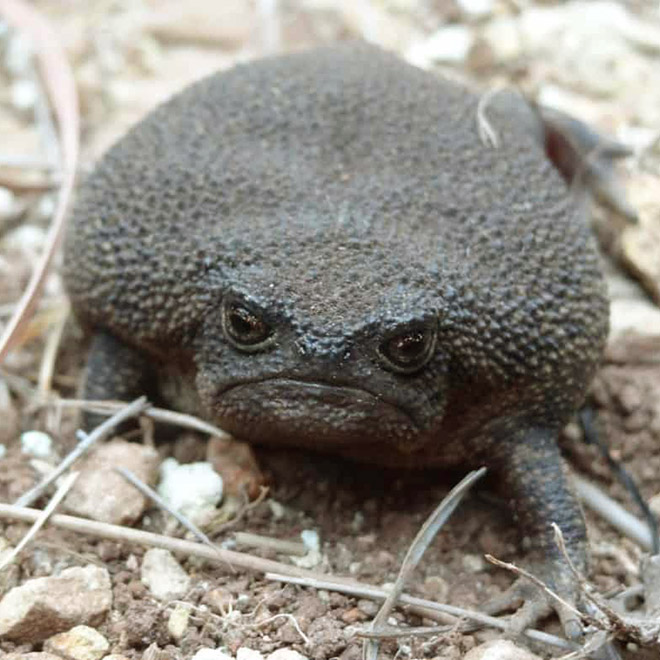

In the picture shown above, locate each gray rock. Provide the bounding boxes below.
[0,565,112,643]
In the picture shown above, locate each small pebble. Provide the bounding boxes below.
[158,458,223,526]
[43,625,109,660]
[20,430,53,459]
[0,444,6,460]
[462,553,486,573]
[292,529,321,568]
[168,603,192,640]
[0,187,16,217]
[191,651,233,660]
[464,639,541,660]
[10,78,38,112]
[141,548,191,601]
[267,651,309,660]
[406,25,475,67]
[268,499,285,520]
[236,648,264,660]
[456,0,494,18]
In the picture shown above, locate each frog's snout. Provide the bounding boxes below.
[212,377,423,450]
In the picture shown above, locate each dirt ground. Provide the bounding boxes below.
[1,1,660,659]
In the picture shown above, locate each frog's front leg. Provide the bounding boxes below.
[483,426,587,640]
[82,331,156,428]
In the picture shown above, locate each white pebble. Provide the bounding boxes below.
[20,431,53,459]
[406,25,475,68]
[456,0,494,18]
[141,548,190,601]
[11,78,38,112]
[267,650,309,660]
[0,187,15,217]
[237,648,264,660]
[300,529,320,552]
[0,445,6,460]
[191,650,233,660]
[158,458,223,525]
[292,529,322,568]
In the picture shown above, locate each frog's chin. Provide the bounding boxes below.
[211,377,427,451]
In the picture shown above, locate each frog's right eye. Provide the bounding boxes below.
[222,301,273,352]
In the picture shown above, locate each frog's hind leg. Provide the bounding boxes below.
[538,105,637,223]
[479,426,588,640]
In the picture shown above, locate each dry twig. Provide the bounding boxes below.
[573,474,653,551]
[364,467,487,660]
[0,0,80,363]
[56,398,233,441]
[234,531,307,557]
[0,471,78,572]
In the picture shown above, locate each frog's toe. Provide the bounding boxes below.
[482,574,583,641]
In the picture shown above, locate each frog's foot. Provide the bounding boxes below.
[482,567,583,641]
[538,105,637,223]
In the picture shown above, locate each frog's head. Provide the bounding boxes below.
[193,234,451,454]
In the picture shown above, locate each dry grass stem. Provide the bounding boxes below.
[485,554,587,624]
[364,467,487,660]
[0,501,351,580]
[0,0,79,363]
[234,531,307,556]
[14,396,149,507]
[357,624,453,640]
[0,471,78,572]
[476,87,505,148]
[246,613,310,645]
[56,398,233,441]
[573,474,653,551]
[206,486,269,535]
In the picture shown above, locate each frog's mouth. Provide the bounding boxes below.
[212,377,424,451]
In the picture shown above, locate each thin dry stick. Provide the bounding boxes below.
[113,466,233,571]
[246,613,310,645]
[0,502,358,583]
[266,572,576,652]
[57,398,233,441]
[573,475,653,551]
[14,397,149,507]
[0,0,79,363]
[0,500,576,652]
[0,471,78,572]
[552,524,627,630]
[365,467,487,660]
[234,531,307,556]
[485,554,589,624]
[476,86,507,148]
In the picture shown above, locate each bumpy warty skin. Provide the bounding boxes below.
[65,43,608,469]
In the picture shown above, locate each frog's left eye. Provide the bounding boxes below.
[378,324,436,374]
[222,301,273,351]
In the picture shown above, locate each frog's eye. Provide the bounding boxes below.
[222,301,273,351]
[378,325,436,374]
